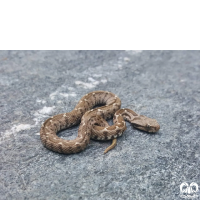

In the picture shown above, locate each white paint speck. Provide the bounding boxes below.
[118,64,122,69]
[33,106,55,125]
[101,79,107,83]
[49,91,58,100]
[75,80,99,89]
[1,124,33,142]
[36,99,46,104]
[124,57,130,61]
[68,87,74,91]
[38,106,55,115]
[14,124,32,132]
[125,50,142,55]
[88,77,96,82]
[49,81,77,100]
[60,93,77,98]
[93,74,102,77]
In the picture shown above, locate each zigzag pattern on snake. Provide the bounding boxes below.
[40,91,160,154]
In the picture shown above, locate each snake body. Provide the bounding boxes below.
[40,91,160,154]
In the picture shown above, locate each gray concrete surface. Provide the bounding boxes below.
[0,50,199,200]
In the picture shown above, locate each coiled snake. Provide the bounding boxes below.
[40,91,160,154]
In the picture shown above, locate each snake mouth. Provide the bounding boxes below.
[132,123,160,133]
[147,125,160,133]
[131,123,146,131]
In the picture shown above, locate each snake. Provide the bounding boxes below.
[40,91,160,154]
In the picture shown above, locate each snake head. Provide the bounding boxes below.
[132,115,160,133]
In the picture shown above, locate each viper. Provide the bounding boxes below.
[40,91,160,154]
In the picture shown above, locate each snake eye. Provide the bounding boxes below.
[147,124,151,128]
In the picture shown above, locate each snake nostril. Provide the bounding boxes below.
[155,124,160,132]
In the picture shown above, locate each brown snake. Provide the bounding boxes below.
[40,91,160,154]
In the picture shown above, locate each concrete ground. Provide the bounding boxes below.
[0,51,199,200]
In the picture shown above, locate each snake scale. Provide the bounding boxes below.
[40,91,160,154]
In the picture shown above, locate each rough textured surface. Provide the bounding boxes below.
[0,50,199,200]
